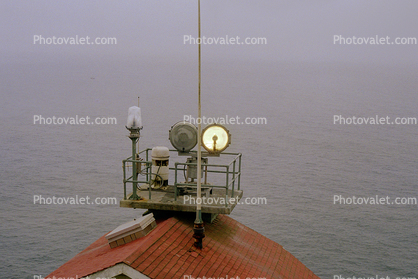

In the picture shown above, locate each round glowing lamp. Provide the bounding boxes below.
[201,124,231,154]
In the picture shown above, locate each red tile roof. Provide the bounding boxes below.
[46,214,320,279]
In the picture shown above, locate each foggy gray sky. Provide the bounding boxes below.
[1,0,417,64]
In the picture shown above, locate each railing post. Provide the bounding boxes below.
[146,161,150,199]
[238,154,241,191]
[123,160,126,200]
[174,162,178,201]
[131,137,139,199]
[232,159,236,198]
[146,149,149,184]
[225,166,229,207]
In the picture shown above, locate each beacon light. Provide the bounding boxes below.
[126,106,142,130]
[201,124,231,154]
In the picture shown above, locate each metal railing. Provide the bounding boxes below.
[122,148,153,200]
[122,149,242,206]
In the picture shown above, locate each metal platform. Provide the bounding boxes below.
[120,186,243,214]
[122,148,242,215]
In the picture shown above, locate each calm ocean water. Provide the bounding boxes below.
[1,56,417,278]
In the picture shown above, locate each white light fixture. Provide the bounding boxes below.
[126,106,142,130]
[201,124,231,154]
[169,122,198,153]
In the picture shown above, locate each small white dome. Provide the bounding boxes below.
[151,146,170,160]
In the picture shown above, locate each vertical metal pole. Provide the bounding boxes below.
[146,149,149,183]
[238,154,241,190]
[137,97,140,152]
[225,166,229,207]
[123,161,127,200]
[196,0,202,223]
[232,160,236,197]
[131,137,138,200]
[193,0,205,249]
[174,162,178,201]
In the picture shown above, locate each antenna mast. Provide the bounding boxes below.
[193,0,205,250]
[137,97,140,152]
